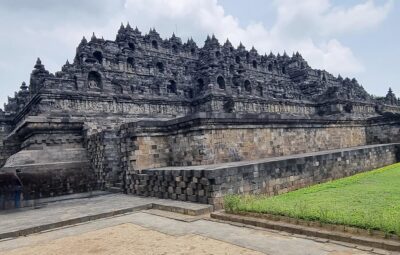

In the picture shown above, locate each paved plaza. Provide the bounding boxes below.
[0,194,393,255]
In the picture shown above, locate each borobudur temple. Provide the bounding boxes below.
[0,23,399,209]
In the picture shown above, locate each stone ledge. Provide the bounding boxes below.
[148,143,399,171]
[120,112,370,135]
[211,211,400,252]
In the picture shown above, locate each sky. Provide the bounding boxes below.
[0,0,398,108]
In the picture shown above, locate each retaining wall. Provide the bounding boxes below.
[120,113,367,172]
[128,144,399,208]
[366,116,400,144]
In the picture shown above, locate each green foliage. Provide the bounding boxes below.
[224,195,241,212]
[224,163,400,235]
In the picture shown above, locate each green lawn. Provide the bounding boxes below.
[224,163,400,235]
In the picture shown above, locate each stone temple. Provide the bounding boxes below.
[0,23,399,209]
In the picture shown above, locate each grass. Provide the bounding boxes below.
[224,163,400,235]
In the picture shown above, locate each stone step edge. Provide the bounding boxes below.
[0,202,213,240]
[210,211,400,252]
[152,203,213,216]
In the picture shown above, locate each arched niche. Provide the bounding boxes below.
[87,71,102,89]
[256,84,263,97]
[252,60,257,69]
[229,65,235,74]
[93,51,103,64]
[217,76,225,89]
[172,44,178,53]
[268,63,273,71]
[244,80,251,93]
[156,62,164,73]
[128,42,135,51]
[235,56,241,64]
[197,78,205,92]
[152,40,158,49]
[167,80,177,94]
[127,57,135,68]
[73,76,78,90]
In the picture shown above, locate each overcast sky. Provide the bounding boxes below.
[0,0,398,108]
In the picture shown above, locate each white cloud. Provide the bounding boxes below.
[272,0,393,37]
[323,0,393,35]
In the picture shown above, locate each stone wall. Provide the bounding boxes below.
[86,130,122,189]
[367,123,400,144]
[120,113,367,172]
[167,125,366,166]
[0,119,97,206]
[0,139,22,169]
[366,114,400,144]
[0,119,18,168]
[128,144,399,208]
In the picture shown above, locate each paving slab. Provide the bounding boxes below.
[0,211,380,255]
[0,193,212,239]
[0,193,394,254]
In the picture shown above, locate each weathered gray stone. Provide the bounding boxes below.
[0,23,399,208]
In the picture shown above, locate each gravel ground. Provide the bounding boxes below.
[0,223,263,255]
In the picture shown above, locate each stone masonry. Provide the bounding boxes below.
[133,144,400,208]
[119,113,368,171]
[0,23,399,207]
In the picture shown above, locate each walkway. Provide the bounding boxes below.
[0,194,393,255]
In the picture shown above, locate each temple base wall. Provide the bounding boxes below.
[1,113,399,209]
[366,121,400,144]
[0,120,17,168]
[129,144,399,208]
[120,113,368,172]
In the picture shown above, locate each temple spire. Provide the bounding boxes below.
[118,23,125,34]
[79,36,87,47]
[134,26,141,34]
[20,81,28,91]
[34,57,45,70]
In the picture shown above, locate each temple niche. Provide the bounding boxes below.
[217,76,225,89]
[167,80,177,94]
[88,71,102,89]
[93,51,103,64]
